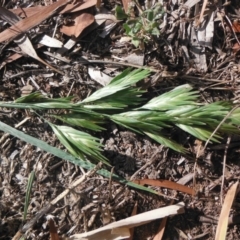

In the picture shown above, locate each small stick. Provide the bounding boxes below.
[203,105,239,151]
[196,0,208,27]
[79,59,159,73]
[130,150,160,180]
[12,163,102,240]
[220,136,231,205]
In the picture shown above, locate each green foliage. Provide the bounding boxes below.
[49,124,110,165]
[0,121,158,195]
[139,84,199,111]
[52,113,106,131]
[79,68,150,108]
[23,171,35,221]
[115,5,128,20]
[1,69,240,165]
[116,3,164,47]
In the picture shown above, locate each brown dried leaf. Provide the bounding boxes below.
[133,179,195,195]
[232,20,240,33]
[0,0,70,43]
[48,218,60,240]
[232,43,240,53]
[215,181,239,240]
[10,0,97,17]
[10,6,44,18]
[0,44,43,70]
[0,6,63,74]
[127,202,138,240]
[60,0,97,14]
[70,203,185,240]
[60,12,94,37]
[0,52,22,69]
[122,0,131,13]
[153,216,167,240]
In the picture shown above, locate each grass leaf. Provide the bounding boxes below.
[140,84,199,111]
[23,171,35,221]
[144,132,188,153]
[0,120,159,195]
[80,68,150,104]
[49,124,110,166]
[52,113,106,131]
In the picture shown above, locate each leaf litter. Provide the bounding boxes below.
[1,0,240,239]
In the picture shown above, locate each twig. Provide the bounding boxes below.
[130,150,160,180]
[221,136,231,205]
[196,0,208,27]
[224,14,240,46]
[79,59,159,72]
[12,163,102,240]
[203,105,239,151]
[5,69,52,79]
[181,75,230,83]
[51,162,102,205]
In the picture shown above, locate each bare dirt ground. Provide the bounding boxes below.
[1,0,240,239]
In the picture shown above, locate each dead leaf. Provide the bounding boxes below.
[60,12,94,37]
[177,173,194,185]
[96,13,119,38]
[21,85,33,96]
[232,20,240,33]
[0,6,63,74]
[151,176,194,240]
[153,216,167,240]
[61,0,97,14]
[215,181,239,240]
[96,0,101,8]
[0,44,43,70]
[124,51,144,66]
[232,42,240,53]
[0,0,70,43]
[10,0,97,17]
[88,67,113,86]
[196,0,208,27]
[122,0,131,13]
[48,218,60,240]
[184,0,201,8]
[174,227,188,239]
[10,6,45,18]
[127,202,138,240]
[38,35,63,48]
[69,202,185,240]
[133,179,195,195]
[0,52,22,69]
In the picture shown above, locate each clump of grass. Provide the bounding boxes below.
[1,69,239,162]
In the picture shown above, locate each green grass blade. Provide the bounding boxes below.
[50,123,84,159]
[80,69,150,104]
[23,171,35,221]
[0,102,73,109]
[82,88,146,110]
[49,124,110,165]
[0,121,158,195]
[15,92,73,103]
[176,124,222,142]
[52,114,106,131]
[140,84,199,111]
[144,131,188,153]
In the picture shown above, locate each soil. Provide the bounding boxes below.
[1,0,240,240]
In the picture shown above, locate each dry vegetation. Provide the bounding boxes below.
[1,0,240,239]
